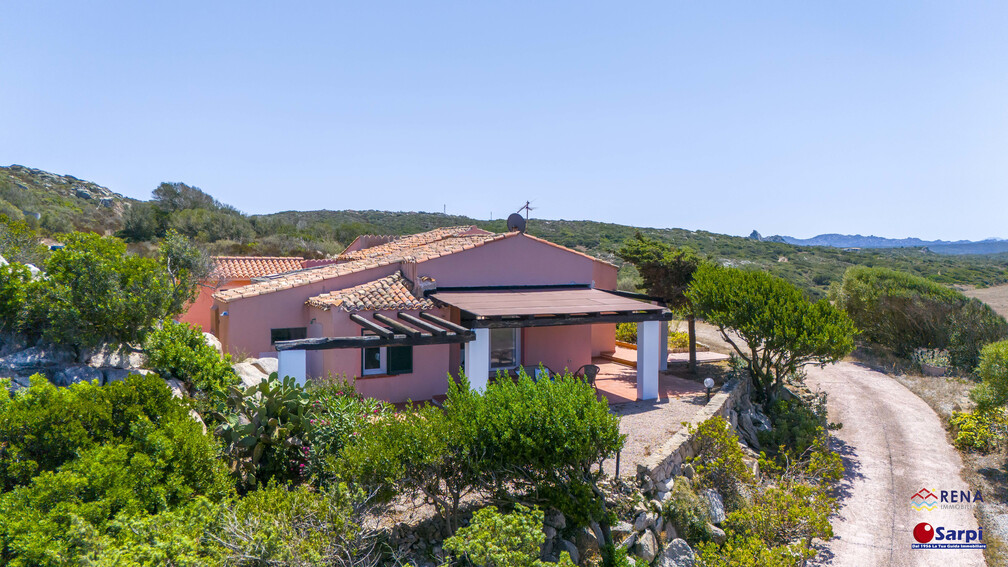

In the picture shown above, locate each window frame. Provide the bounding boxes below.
[270,327,307,345]
[489,327,521,370]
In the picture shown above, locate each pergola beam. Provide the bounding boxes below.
[397,312,449,335]
[349,313,395,338]
[374,313,424,337]
[419,311,471,334]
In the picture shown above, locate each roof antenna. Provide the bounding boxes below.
[508,201,533,233]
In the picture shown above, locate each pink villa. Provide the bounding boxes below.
[209,226,672,403]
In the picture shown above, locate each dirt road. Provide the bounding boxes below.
[806,363,986,567]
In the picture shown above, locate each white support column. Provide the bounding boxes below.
[278,349,307,386]
[464,328,491,392]
[637,320,660,400]
[659,319,669,372]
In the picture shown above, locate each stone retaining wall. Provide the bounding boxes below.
[636,378,745,490]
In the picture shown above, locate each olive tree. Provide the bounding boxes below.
[687,264,857,401]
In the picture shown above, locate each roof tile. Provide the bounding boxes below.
[306,272,435,312]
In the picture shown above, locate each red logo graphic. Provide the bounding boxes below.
[914,522,935,543]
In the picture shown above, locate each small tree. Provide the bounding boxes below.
[687,264,856,401]
[618,233,703,372]
[35,232,175,352]
[159,229,213,318]
[972,340,1008,411]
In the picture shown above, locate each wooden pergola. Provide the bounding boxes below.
[274,285,672,401]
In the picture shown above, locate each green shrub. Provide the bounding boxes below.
[0,375,231,565]
[911,348,950,369]
[74,497,223,567]
[688,417,752,510]
[722,484,833,548]
[0,373,218,491]
[0,263,32,334]
[615,322,636,344]
[210,481,381,567]
[339,372,623,534]
[696,534,814,567]
[834,266,1008,368]
[661,480,714,545]
[444,505,575,567]
[303,379,390,487]
[972,339,1008,411]
[758,397,827,461]
[36,232,177,350]
[214,374,312,488]
[950,409,1007,453]
[145,320,237,402]
[669,330,690,350]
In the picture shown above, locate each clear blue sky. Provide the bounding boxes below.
[2,2,1007,240]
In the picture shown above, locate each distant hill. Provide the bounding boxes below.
[759,232,1008,255]
[0,165,135,234]
[4,164,1008,299]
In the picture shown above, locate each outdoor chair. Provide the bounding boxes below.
[575,364,600,390]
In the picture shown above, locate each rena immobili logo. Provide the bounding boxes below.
[911,488,938,511]
[911,487,982,511]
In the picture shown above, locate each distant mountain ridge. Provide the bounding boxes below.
[749,231,1008,256]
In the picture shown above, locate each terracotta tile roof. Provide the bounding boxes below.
[337,226,491,261]
[306,272,434,312]
[213,228,512,303]
[212,256,305,279]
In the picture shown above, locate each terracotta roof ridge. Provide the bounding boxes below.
[214,231,516,303]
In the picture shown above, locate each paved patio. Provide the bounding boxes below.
[594,358,712,478]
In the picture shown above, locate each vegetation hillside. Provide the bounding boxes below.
[5,165,1008,299]
[0,165,135,234]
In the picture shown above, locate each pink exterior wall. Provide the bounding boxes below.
[180,278,251,333]
[522,325,592,375]
[216,265,399,358]
[215,233,622,402]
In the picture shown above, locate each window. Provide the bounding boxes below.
[361,331,413,376]
[271,327,307,344]
[490,328,520,369]
[362,344,386,375]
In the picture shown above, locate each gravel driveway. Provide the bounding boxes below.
[806,362,986,567]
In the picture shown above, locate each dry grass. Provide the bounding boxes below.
[851,347,1008,567]
[964,283,1008,319]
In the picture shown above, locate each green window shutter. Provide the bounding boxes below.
[388,346,413,375]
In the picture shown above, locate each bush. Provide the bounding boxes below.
[615,322,636,344]
[211,482,381,567]
[661,480,714,545]
[303,379,390,488]
[0,375,232,565]
[972,339,1008,411]
[911,348,950,369]
[443,505,575,567]
[33,232,177,350]
[688,417,753,509]
[834,266,1008,369]
[723,484,833,548]
[339,372,623,534]
[214,374,312,488]
[0,263,32,335]
[696,534,814,567]
[950,409,1007,453]
[145,320,237,402]
[758,397,827,461]
[74,497,223,567]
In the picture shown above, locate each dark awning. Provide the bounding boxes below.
[429,286,671,329]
